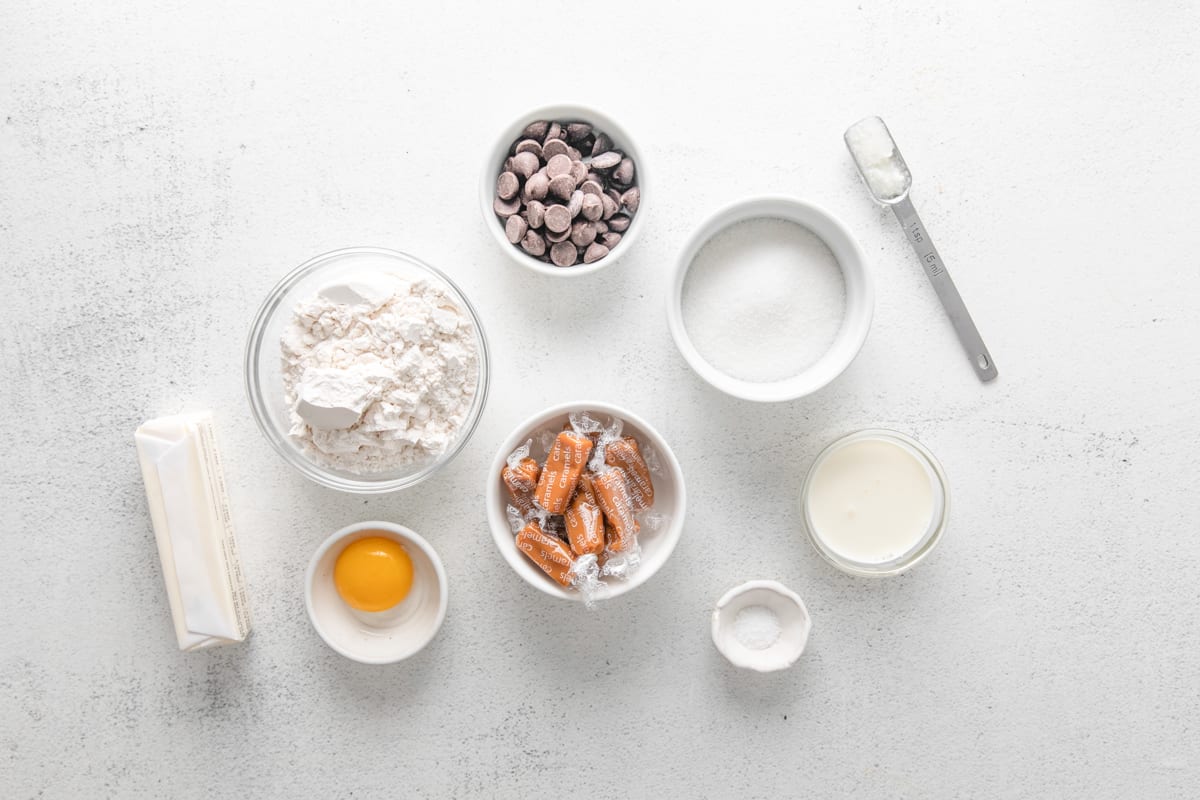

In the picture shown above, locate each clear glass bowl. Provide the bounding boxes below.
[244,246,490,494]
[800,429,949,576]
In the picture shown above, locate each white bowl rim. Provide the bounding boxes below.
[666,196,874,402]
[486,400,686,601]
[304,520,449,664]
[244,245,491,494]
[479,103,648,278]
[710,579,813,672]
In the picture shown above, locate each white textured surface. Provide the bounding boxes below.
[2,2,1198,797]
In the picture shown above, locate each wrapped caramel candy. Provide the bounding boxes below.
[592,468,638,552]
[598,519,640,581]
[515,521,576,587]
[604,436,654,510]
[534,430,593,513]
[565,474,604,556]
[502,457,541,517]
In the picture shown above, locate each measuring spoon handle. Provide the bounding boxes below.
[892,196,998,382]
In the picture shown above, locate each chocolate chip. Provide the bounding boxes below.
[570,220,597,247]
[591,132,612,157]
[583,243,609,264]
[525,200,546,228]
[494,195,521,217]
[544,204,572,233]
[586,172,606,186]
[505,215,528,244]
[613,157,635,185]
[590,151,622,170]
[497,171,519,201]
[568,189,584,218]
[511,151,539,179]
[545,153,573,178]
[600,232,622,249]
[546,122,562,142]
[620,187,640,214]
[549,174,575,201]
[551,241,578,267]
[581,193,603,221]
[515,139,544,159]
[566,123,592,142]
[524,172,549,201]
[523,120,549,141]
[543,138,569,159]
[569,160,588,184]
[594,220,609,233]
[566,146,582,162]
[521,229,546,256]
[607,214,631,232]
[581,180,604,196]
[546,226,571,243]
[600,193,618,220]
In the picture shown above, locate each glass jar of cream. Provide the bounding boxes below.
[800,429,949,577]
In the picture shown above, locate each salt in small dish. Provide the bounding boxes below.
[711,580,812,672]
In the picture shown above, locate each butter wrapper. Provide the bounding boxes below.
[135,411,251,651]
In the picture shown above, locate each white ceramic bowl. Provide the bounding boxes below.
[479,103,647,277]
[305,521,448,664]
[486,401,686,601]
[711,580,812,672]
[667,197,874,402]
[245,246,490,494]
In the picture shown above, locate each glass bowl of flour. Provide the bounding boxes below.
[245,247,490,493]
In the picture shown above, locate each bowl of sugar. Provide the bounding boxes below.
[666,197,873,402]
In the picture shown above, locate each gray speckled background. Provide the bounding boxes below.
[3,2,1198,798]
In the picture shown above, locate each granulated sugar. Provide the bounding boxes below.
[681,218,845,383]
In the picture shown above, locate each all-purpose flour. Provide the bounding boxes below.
[281,275,479,474]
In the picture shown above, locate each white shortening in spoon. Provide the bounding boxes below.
[844,116,998,382]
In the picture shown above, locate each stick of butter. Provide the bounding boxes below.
[135,411,251,651]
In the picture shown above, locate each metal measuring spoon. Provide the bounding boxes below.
[844,116,998,382]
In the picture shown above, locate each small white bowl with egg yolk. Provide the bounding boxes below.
[305,521,448,664]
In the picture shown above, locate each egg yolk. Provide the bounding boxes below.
[333,537,414,612]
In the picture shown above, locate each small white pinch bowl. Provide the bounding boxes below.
[480,103,647,277]
[486,401,686,602]
[667,197,873,402]
[711,580,812,672]
[305,521,448,664]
